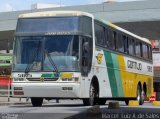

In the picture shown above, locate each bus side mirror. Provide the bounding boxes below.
[82,42,89,76]
[83,42,89,53]
[82,42,89,66]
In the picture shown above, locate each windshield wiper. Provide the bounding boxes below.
[25,40,41,73]
[25,49,37,73]
[44,49,59,74]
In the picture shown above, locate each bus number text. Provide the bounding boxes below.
[147,66,152,72]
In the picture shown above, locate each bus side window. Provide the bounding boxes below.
[140,42,143,57]
[132,39,135,55]
[143,44,148,59]
[148,45,152,60]
[147,45,149,59]
[123,35,128,54]
[82,39,89,75]
[113,31,117,50]
[128,38,135,55]
[104,28,109,47]
[95,23,105,46]
[135,41,141,57]
[72,36,79,59]
[117,34,124,52]
[108,29,115,49]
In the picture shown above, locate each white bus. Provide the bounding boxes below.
[12,11,153,107]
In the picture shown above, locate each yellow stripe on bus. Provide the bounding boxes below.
[108,22,117,29]
[117,55,127,97]
[117,55,153,98]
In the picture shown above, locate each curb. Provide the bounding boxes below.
[0,102,31,106]
[108,102,120,109]
[128,100,139,106]
[0,101,50,106]
[152,101,160,106]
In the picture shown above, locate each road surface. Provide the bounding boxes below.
[0,100,160,119]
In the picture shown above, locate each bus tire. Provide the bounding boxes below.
[31,97,43,107]
[125,99,129,105]
[83,82,96,106]
[137,85,144,105]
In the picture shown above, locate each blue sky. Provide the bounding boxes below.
[0,0,145,12]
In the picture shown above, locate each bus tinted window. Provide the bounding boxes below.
[93,19,152,61]
[113,31,117,50]
[80,16,92,37]
[123,35,128,54]
[143,44,148,59]
[148,46,152,60]
[95,23,105,46]
[108,30,115,49]
[17,17,79,33]
[140,43,143,57]
[128,38,135,55]
[117,34,124,52]
[135,41,141,57]
[104,28,109,47]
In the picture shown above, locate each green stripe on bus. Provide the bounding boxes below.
[41,73,59,78]
[41,74,54,78]
[111,53,124,97]
[104,51,118,97]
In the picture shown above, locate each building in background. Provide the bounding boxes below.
[31,3,62,10]
[151,40,160,51]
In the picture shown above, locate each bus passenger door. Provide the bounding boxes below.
[80,36,93,97]
[81,37,92,76]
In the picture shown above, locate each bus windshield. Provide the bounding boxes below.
[16,17,79,33]
[13,35,80,72]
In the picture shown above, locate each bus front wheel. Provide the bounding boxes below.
[31,97,43,107]
[97,98,106,105]
[83,82,96,106]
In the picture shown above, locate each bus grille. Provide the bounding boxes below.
[26,78,58,81]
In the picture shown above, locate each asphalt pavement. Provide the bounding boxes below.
[0,97,30,106]
[0,99,160,119]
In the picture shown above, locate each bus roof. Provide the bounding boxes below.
[96,18,151,45]
[18,11,151,45]
[19,11,93,19]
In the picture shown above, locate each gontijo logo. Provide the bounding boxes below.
[96,53,103,64]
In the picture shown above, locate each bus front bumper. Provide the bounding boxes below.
[12,82,80,98]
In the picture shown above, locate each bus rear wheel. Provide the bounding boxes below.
[137,85,144,105]
[125,99,129,105]
[31,97,43,107]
